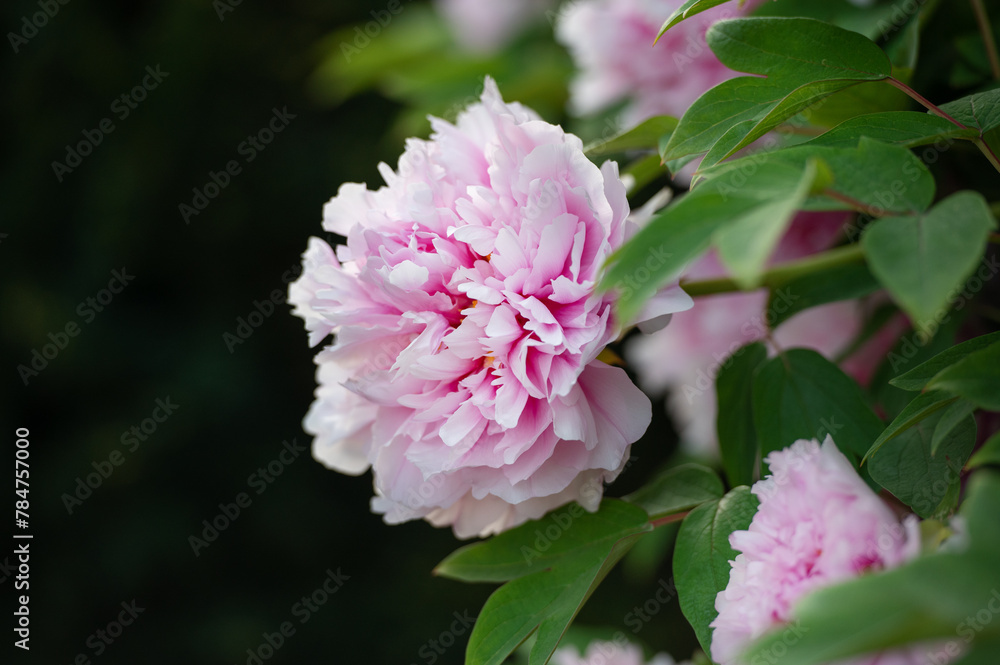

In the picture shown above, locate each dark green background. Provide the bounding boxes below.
[1,2,688,663]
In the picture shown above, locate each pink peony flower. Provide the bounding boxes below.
[552,641,685,665]
[555,0,755,124]
[625,212,877,453]
[435,0,556,53]
[710,437,929,665]
[289,78,691,539]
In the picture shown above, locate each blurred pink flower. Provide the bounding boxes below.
[289,78,691,538]
[436,0,556,53]
[625,212,886,453]
[552,641,685,665]
[710,437,925,665]
[556,0,754,124]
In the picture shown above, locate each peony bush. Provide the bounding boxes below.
[297,2,1000,664]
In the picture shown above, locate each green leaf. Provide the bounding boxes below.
[967,430,1000,470]
[932,400,978,455]
[716,342,768,487]
[661,17,891,161]
[725,79,869,159]
[962,469,1000,551]
[713,160,820,287]
[708,18,890,83]
[623,464,724,519]
[862,191,996,327]
[673,487,758,655]
[656,0,734,41]
[868,408,975,518]
[698,138,935,214]
[453,500,652,665]
[802,112,979,149]
[662,77,793,162]
[927,342,1000,411]
[602,161,820,323]
[891,331,1000,391]
[938,89,1000,138]
[748,0,918,40]
[767,263,880,330]
[585,116,678,157]
[753,349,884,464]
[800,79,913,128]
[435,500,649,583]
[862,391,960,464]
[699,119,759,170]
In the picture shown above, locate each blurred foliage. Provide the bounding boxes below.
[0,1,684,663]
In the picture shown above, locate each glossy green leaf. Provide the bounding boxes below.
[862,391,960,464]
[698,138,935,214]
[699,119,759,170]
[932,400,978,455]
[662,17,891,161]
[585,116,678,157]
[803,112,979,149]
[927,342,1000,411]
[967,430,1000,470]
[938,89,1000,138]
[725,79,868,159]
[716,342,768,487]
[435,500,650,583]
[708,18,890,83]
[800,79,913,128]
[661,77,793,162]
[891,331,1000,391]
[624,464,724,519]
[656,0,734,40]
[714,160,820,287]
[868,409,975,518]
[962,469,1000,551]
[749,0,917,40]
[753,349,883,464]
[862,191,996,327]
[767,263,880,330]
[673,487,758,655]
[453,500,652,665]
